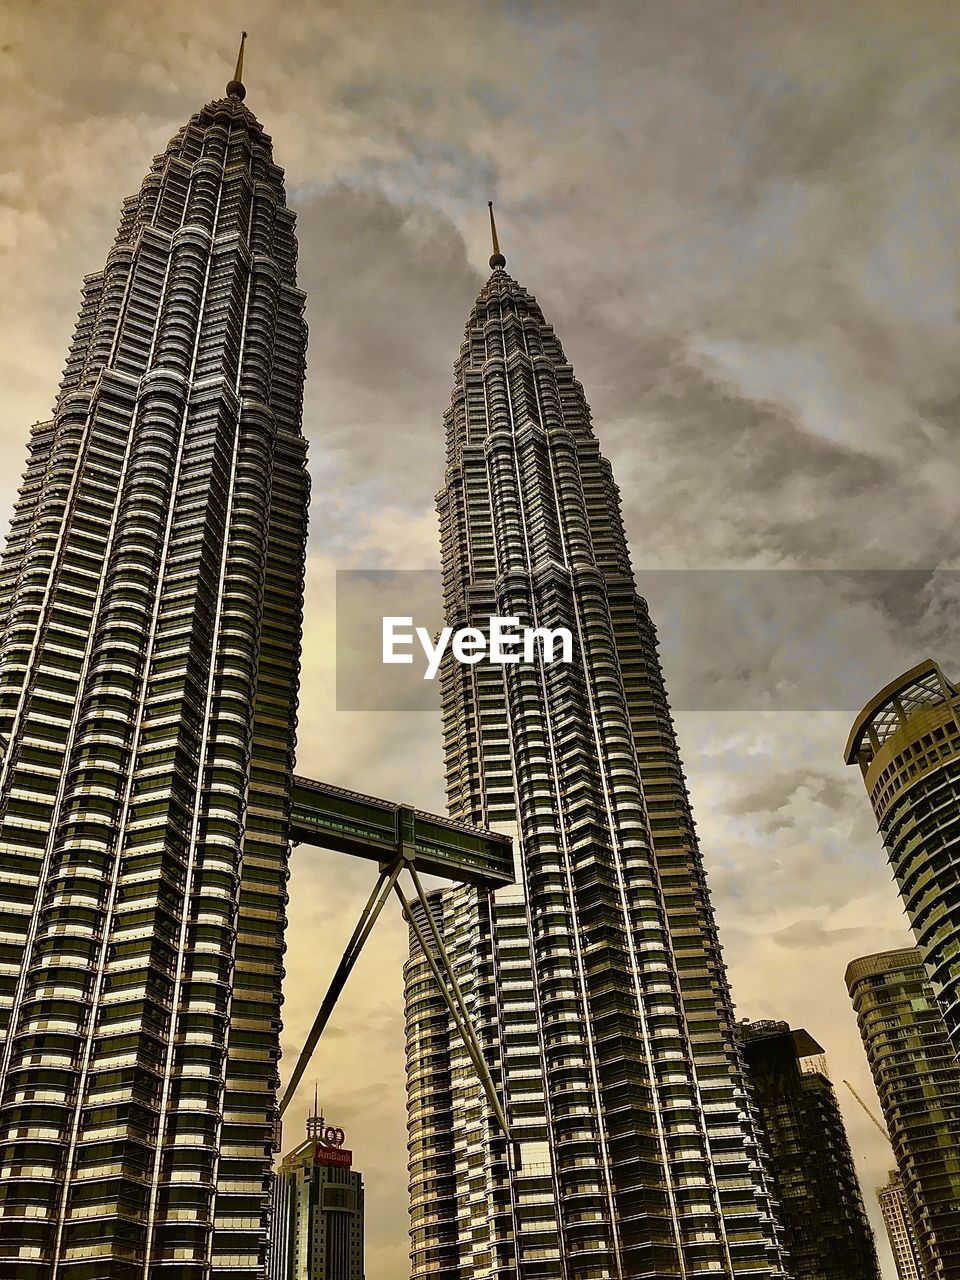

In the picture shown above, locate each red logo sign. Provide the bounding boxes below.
[315,1144,353,1167]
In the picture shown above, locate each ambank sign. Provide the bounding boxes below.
[315,1144,352,1167]
[315,1123,352,1167]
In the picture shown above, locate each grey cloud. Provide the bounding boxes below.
[294,184,482,559]
[8,3,960,1272]
[772,919,872,951]
[727,769,856,820]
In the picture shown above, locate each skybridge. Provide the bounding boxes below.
[289,776,514,888]
[280,776,515,1144]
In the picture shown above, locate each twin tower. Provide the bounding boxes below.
[0,57,788,1280]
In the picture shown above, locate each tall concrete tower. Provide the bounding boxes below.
[403,215,786,1279]
[0,39,309,1278]
[270,1105,364,1280]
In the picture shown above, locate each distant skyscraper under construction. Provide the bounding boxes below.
[877,1172,923,1280]
[846,948,960,1280]
[402,215,787,1278]
[845,659,960,1060]
[0,43,309,1278]
[737,1020,879,1280]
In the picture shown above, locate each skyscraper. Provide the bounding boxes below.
[269,1109,364,1280]
[403,219,786,1278]
[737,1020,880,1280]
[845,659,960,1059]
[846,948,960,1280]
[0,43,309,1278]
[877,1172,923,1280]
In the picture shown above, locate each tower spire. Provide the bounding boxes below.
[488,201,506,270]
[306,1081,323,1140]
[227,31,248,100]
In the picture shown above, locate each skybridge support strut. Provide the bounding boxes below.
[279,859,513,1147]
[280,779,514,1139]
[279,856,404,1117]
[396,865,514,1147]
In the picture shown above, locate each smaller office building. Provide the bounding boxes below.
[270,1109,364,1280]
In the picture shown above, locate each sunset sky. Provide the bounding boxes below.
[5,2,960,1274]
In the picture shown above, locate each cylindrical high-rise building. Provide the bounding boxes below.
[845,948,960,1280]
[403,228,787,1279]
[845,659,960,1059]
[0,52,308,1279]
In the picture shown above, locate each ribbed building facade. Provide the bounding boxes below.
[845,659,960,1059]
[846,949,960,1280]
[0,70,308,1278]
[403,245,786,1278]
[737,1021,879,1280]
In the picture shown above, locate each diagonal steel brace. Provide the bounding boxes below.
[397,865,513,1146]
[279,856,405,1117]
[279,856,514,1153]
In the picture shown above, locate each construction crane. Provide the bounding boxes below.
[843,1079,890,1140]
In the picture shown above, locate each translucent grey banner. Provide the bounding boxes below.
[335,568,960,712]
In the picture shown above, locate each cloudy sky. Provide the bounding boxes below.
[5,1,960,1274]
